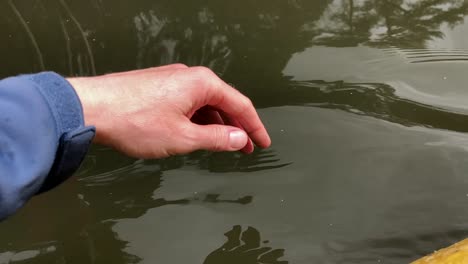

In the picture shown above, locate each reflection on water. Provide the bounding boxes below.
[189,149,292,173]
[310,0,468,48]
[204,226,288,264]
[389,48,468,64]
[78,148,287,216]
[2,0,467,78]
[0,241,58,263]
[1,145,287,263]
[2,0,468,263]
[325,228,468,263]
[281,80,468,133]
[77,148,285,213]
[134,9,233,76]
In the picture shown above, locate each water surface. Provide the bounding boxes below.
[2,0,468,263]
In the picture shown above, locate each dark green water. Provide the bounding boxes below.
[2,0,468,263]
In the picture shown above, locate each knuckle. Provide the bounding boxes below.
[164,125,192,155]
[236,96,253,114]
[243,97,253,108]
[179,123,204,152]
[191,66,215,77]
[172,63,189,69]
[189,66,221,94]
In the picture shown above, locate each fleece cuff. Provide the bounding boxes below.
[23,72,95,193]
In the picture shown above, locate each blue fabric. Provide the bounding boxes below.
[0,72,95,220]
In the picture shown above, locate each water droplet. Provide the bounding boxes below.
[443,76,447,80]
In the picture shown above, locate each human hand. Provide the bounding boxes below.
[68,64,271,159]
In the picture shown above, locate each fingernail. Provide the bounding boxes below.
[229,131,248,150]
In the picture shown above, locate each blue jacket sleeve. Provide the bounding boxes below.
[0,72,95,220]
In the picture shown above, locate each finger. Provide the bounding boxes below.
[191,106,225,125]
[186,123,249,152]
[220,113,254,154]
[242,138,254,154]
[213,89,270,148]
[193,69,270,148]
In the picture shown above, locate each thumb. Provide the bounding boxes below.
[189,124,249,152]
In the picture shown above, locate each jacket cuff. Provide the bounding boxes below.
[23,72,95,193]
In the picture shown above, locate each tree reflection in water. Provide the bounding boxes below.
[267,80,468,133]
[1,0,468,263]
[308,0,468,48]
[204,225,288,264]
[1,0,467,77]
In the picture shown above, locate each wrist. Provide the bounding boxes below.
[67,77,109,144]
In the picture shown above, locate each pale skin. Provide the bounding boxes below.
[67,64,271,159]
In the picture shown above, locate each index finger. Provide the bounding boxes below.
[208,77,271,149]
